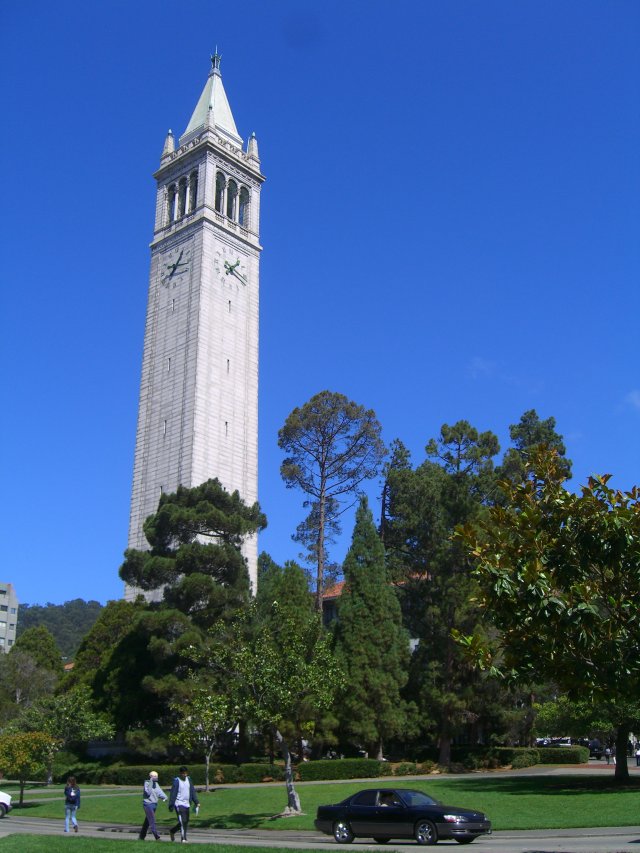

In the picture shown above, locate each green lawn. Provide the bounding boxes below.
[6,775,640,832]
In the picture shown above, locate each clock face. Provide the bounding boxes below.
[213,246,247,286]
[161,245,191,286]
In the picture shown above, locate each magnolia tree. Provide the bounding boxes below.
[458,447,640,780]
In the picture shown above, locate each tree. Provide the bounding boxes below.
[0,732,58,804]
[458,447,640,780]
[209,599,343,814]
[279,391,386,610]
[4,686,114,783]
[63,599,145,691]
[170,683,235,791]
[334,497,412,759]
[383,421,500,765]
[0,650,57,719]
[496,409,571,491]
[120,479,265,622]
[12,626,63,677]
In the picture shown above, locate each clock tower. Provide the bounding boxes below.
[125,54,264,601]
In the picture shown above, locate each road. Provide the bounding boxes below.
[1,816,639,852]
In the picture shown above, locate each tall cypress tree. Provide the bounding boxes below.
[335,496,411,759]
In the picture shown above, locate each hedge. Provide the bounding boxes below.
[296,758,392,781]
[538,746,589,764]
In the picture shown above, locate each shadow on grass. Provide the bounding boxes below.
[436,775,640,796]
[199,812,275,829]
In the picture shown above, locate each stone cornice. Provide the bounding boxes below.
[150,205,263,253]
[154,129,264,184]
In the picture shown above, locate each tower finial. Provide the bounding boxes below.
[210,48,221,74]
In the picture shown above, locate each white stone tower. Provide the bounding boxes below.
[125,54,264,601]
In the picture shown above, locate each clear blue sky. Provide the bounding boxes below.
[2,0,638,606]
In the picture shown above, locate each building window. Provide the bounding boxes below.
[239,187,250,226]
[178,178,187,218]
[0,606,7,612]
[226,358,230,374]
[224,421,228,436]
[228,300,231,313]
[0,621,6,629]
[189,170,198,212]
[226,180,238,220]
[163,420,167,436]
[215,172,225,213]
[9,608,15,614]
[167,357,171,372]
[167,184,177,223]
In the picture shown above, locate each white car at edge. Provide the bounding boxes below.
[0,791,12,817]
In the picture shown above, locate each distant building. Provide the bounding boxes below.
[0,584,19,652]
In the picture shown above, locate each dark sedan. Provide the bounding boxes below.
[315,787,491,845]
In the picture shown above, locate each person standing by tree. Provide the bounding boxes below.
[63,775,80,833]
[139,770,168,841]
[168,766,199,843]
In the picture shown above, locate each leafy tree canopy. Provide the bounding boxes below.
[12,626,63,677]
[119,479,265,627]
[458,446,640,778]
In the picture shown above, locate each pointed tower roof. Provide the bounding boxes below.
[180,52,242,148]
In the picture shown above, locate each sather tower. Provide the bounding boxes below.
[126,54,264,601]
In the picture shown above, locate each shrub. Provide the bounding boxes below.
[394,762,418,776]
[538,747,588,764]
[297,758,388,781]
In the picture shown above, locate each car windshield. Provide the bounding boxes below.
[400,790,439,807]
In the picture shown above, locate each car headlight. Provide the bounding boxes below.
[443,814,468,823]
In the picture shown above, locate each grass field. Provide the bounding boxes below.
[3,775,640,833]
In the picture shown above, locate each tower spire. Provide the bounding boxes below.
[180,51,241,147]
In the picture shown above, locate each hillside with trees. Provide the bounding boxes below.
[17,599,103,660]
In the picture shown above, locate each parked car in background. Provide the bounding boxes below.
[0,791,12,817]
[315,787,491,845]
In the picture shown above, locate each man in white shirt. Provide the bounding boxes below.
[168,766,200,843]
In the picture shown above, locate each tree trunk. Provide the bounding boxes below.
[614,724,630,781]
[438,731,452,767]
[316,489,326,612]
[275,729,301,814]
[375,739,384,761]
[205,750,210,792]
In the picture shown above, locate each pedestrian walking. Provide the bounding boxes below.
[64,776,81,833]
[168,766,199,843]
[139,770,168,841]
[635,746,640,766]
[605,746,611,764]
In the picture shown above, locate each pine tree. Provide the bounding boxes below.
[334,496,411,760]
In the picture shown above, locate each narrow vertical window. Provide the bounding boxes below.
[224,421,229,436]
[238,187,250,226]
[167,185,177,223]
[215,172,225,213]
[226,358,230,373]
[189,170,198,212]
[178,178,187,218]
[167,357,171,372]
[226,180,238,220]
[163,420,167,436]
[171,298,175,312]
[228,300,231,313]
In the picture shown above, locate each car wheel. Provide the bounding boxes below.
[333,820,354,844]
[0,805,6,819]
[414,819,438,845]
[373,839,390,844]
